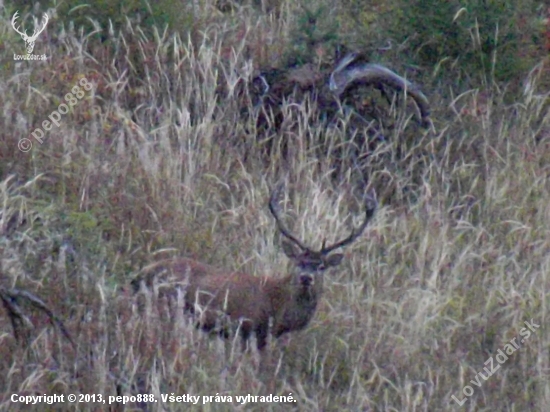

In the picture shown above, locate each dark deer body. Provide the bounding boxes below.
[133,186,376,350]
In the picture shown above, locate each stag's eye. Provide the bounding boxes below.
[298,261,325,272]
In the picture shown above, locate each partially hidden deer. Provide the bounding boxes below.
[132,185,377,351]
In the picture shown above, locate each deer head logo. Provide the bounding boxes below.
[11,11,49,55]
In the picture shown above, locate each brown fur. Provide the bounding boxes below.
[132,187,376,350]
[134,253,337,350]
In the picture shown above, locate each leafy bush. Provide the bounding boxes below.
[385,0,543,85]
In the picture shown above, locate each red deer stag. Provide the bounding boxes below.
[133,185,377,350]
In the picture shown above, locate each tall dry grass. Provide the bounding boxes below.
[0,3,549,411]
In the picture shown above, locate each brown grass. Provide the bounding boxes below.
[0,3,549,411]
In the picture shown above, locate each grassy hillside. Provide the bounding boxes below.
[0,1,549,411]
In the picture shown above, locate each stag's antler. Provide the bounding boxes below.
[269,184,310,251]
[319,192,377,255]
[269,184,377,254]
[329,54,431,127]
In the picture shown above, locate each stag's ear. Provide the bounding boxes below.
[281,239,301,259]
[324,253,344,268]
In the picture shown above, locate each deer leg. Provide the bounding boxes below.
[255,323,269,351]
[240,327,251,352]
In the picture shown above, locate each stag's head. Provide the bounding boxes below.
[11,11,49,54]
[269,184,377,291]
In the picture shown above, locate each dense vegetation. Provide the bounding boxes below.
[1,0,549,410]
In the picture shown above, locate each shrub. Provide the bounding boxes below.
[385,0,543,86]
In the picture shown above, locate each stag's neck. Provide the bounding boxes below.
[267,273,323,337]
